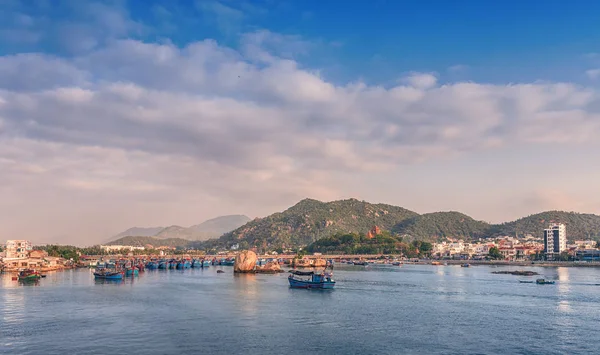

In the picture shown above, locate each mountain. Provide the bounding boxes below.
[106,236,191,248]
[209,198,419,249]
[491,211,600,240]
[188,215,252,240]
[393,212,491,241]
[112,227,164,239]
[110,215,251,242]
[202,199,600,251]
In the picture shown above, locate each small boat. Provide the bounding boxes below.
[169,260,177,269]
[391,261,402,266]
[353,261,368,266]
[176,261,185,270]
[93,269,124,280]
[288,270,335,289]
[158,260,169,269]
[536,278,555,285]
[125,268,139,277]
[431,261,441,265]
[18,269,41,281]
[461,263,470,267]
[519,280,534,283]
[202,260,211,268]
[146,261,158,270]
[221,259,235,266]
[192,260,202,268]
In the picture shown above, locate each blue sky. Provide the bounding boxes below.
[1,0,600,245]
[3,0,600,84]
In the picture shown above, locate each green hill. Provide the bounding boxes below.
[209,198,418,250]
[106,236,191,248]
[491,211,600,240]
[393,212,491,241]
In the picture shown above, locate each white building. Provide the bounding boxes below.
[100,245,145,252]
[5,240,33,259]
[544,223,567,256]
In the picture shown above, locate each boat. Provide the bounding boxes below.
[431,261,441,265]
[176,261,185,269]
[461,263,470,267]
[391,261,402,266]
[221,259,235,266]
[169,260,177,269]
[288,270,335,289]
[18,269,41,281]
[93,269,124,280]
[192,259,202,268]
[353,261,368,266]
[536,278,555,285]
[146,261,158,270]
[519,280,534,283]
[202,260,211,268]
[158,260,169,269]
[125,268,139,277]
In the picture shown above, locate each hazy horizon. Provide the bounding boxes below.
[2,1,600,246]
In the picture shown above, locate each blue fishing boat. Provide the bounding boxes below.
[192,260,202,268]
[169,260,177,269]
[158,260,169,269]
[176,261,185,269]
[146,261,158,270]
[93,269,124,280]
[202,260,210,268]
[288,270,335,289]
[125,268,139,277]
[221,259,235,266]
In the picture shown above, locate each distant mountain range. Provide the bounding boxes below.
[199,198,600,250]
[108,215,251,244]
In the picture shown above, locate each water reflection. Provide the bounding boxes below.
[94,279,125,286]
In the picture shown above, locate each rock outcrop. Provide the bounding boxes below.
[234,250,258,273]
[256,260,283,273]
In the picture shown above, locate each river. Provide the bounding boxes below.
[1,264,599,354]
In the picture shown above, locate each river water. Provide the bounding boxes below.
[1,264,599,354]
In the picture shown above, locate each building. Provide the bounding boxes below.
[5,240,33,259]
[544,223,567,257]
[100,245,145,252]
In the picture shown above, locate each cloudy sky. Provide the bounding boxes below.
[2,0,600,246]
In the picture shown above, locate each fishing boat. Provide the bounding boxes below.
[221,259,235,266]
[461,263,470,267]
[93,269,124,280]
[158,260,169,269]
[169,260,177,269]
[192,259,202,268]
[431,261,441,265]
[202,260,211,268]
[519,280,534,283]
[353,261,368,266]
[392,261,402,266]
[536,278,555,285]
[184,260,191,269]
[146,261,158,270]
[18,269,41,281]
[288,270,335,289]
[125,268,139,277]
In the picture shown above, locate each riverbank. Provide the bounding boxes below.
[418,260,600,267]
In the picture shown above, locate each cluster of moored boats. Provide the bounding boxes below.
[92,257,236,280]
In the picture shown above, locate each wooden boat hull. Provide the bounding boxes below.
[18,274,41,281]
[288,277,335,289]
[125,269,139,277]
[94,272,124,280]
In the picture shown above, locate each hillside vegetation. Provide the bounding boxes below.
[393,212,491,241]
[202,199,600,251]
[207,198,418,250]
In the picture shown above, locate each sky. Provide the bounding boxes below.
[2,0,600,246]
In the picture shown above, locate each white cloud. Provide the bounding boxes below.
[402,72,438,89]
[586,69,600,80]
[3,30,600,243]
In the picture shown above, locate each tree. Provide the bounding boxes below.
[488,247,502,260]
